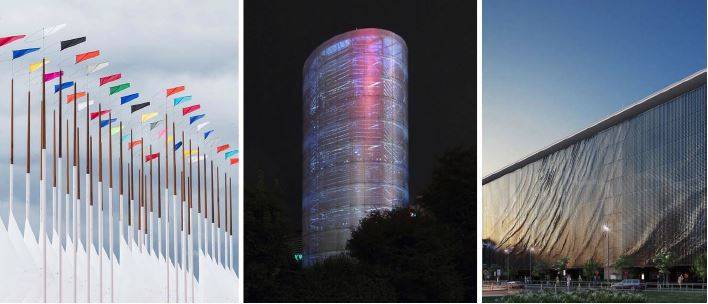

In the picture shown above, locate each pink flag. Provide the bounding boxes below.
[44,71,63,82]
[99,73,121,86]
[0,35,25,47]
[158,128,167,138]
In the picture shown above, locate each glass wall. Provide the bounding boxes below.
[302,29,409,265]
[483,84,706,268]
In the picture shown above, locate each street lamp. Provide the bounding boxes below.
[602,224,610,280]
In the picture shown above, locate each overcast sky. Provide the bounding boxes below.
[0,0,239,271]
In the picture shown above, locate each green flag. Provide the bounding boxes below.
[110,83,130,95]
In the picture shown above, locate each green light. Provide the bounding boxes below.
[294,253,303,261]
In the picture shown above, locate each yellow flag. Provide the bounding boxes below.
[168,135,173,143]
[184,149,197,156]
[110,126,124,135]
[29,59,50,73]
[141,112,158,123]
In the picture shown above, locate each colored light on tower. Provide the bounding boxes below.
[302,28,409,266]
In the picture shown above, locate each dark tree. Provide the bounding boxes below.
[418,146,476,301]
[280,255,397,302]
[347,207,465,302]
[244,172,296,302]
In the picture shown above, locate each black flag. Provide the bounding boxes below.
[60,37,86,51]
[131,102,150,113]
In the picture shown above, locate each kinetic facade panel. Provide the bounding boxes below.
[483,71,706,268]
[303,29,409,265]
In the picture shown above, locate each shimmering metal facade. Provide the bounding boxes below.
[303,29,408,265]
[483,72,706,268]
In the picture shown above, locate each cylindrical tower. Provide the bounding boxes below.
[302,28,409,265]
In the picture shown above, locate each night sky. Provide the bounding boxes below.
[245,0,475,231]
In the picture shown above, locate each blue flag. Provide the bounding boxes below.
[120,93,139,104]
[100,118,117,128]
[121,134,130,142]
[12,48,40,59]
[204,130,213,139]
[189,114,205,124]
[174,141,183,151]
[173,95,192,106]
[224,150,238,159]
[54,81,74,93]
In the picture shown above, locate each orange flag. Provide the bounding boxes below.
[216,144,230,153]
[67,92,87,103]
[166,85,185,97]
[75,50,100,63]
[128,139,143,149]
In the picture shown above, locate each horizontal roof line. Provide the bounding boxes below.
[483,69,707,185]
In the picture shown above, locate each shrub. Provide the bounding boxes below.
[501,290,646,303]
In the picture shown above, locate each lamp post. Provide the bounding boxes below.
[504,248,510,281]
[529,247,535,281]
[602,224,610,280]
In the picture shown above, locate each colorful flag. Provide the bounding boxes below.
[216,144,230,153]
[184,149,197,156]
[87,62,109,74]
[111,126,123,135]
[43,24,66,37]
[110,83,130,95]
[224,150,238,159]
[91,110,110,120]
[60,37,86,51]
[0,35,25,47]
[182,104,200,115]
[158,128,167,138]
[174,141,183,151]
[168,135,173,143]
[145,153,160,162]
[12,48,39,59]
[173,95,192,106]
[75,50,100,63]
[166,85,185,97]
[230,158,239,165]
[189,114,205,124]
[67,92,87,103]
[131,102,150,113]
[100,118,117,128]
[120,93,139,104]
[78,100,94,111]
[128,139,143,149]
[29,59,49,73]
[141,112,158,123]
[54,81,74,93]
[44,71,63,82]
[121,134,130,142]
[99,73,121,86]
[149,120,162,130]
[196,121,210,131]
[204,130,213,139]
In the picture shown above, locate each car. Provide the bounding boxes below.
[506,281,525,289]
[611,279,645,290]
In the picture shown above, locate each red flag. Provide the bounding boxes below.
[90,110,110,120]
[145,152,160,162]
[99,73,121,86]
[230,157,239,165]
[0,35,25,47]
[44,71,63,82]
[75,50,100,63]
[128,139,143,149]
[182,104,200,115]
[166,85,185,97]
[216,144,230,153]
[67,92,87,103]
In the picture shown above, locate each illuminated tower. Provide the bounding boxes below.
[302,28,409,265]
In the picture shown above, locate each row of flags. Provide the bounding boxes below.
[2,24,239,303]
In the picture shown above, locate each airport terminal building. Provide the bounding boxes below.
[483,70,706,274]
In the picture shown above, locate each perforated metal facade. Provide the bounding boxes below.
[302,29,409,265]
[483,71,706,268]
